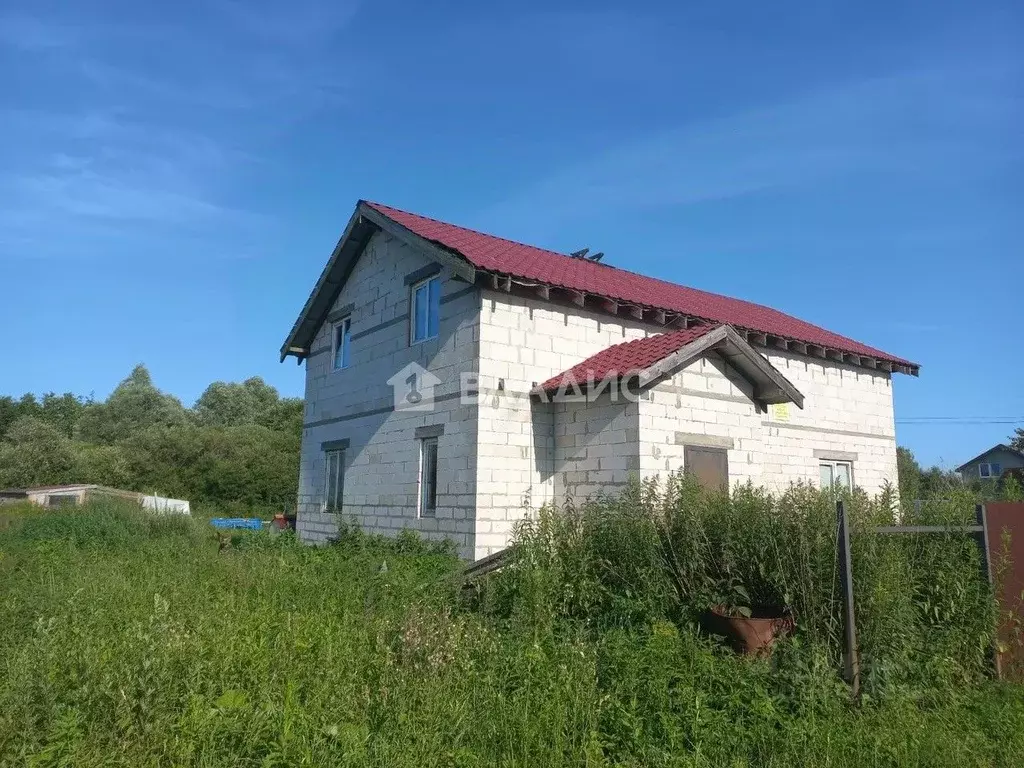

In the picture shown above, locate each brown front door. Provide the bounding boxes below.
[684,446,729,490]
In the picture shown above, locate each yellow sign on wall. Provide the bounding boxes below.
[770,403,790,423]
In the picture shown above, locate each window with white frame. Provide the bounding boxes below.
[410,276,440,344]
[418,436,438,518]
[333,316,351,370]
[819,459,853,494]
[979,462,1001,479]
[325,449,345,512]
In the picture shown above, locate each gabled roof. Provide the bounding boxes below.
[281,200,918,375]
[956,444,1024,472]
[533,323,804,408]
[536,326,711,392]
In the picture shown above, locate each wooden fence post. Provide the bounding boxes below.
[975,503,994,587]
[975,503,1003,680]
[837,499,860,699]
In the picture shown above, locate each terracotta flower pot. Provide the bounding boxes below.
[704,605,794,656]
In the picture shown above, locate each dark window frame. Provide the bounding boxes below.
[419,436,439,518]
[325,448,346,512]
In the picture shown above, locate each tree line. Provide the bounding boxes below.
[0,366,301,513]
[2,366,1019,512]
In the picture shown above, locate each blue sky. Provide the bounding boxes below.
[1,0,1021,467]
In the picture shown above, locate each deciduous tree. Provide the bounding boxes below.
[1011,428,1024,452]
[0,417,75,488]
[76,365,188,445]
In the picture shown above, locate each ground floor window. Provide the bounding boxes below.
[819,460,852,493]
[325,449,345,512]
[419,437,438,517]
[684,445,729,491]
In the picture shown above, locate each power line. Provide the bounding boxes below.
[895,415,1024,424]
[895,415,1024,421]
[896,420,1022,425]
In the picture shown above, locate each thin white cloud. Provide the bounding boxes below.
[0,2,361,261]
[482,55,1022,230]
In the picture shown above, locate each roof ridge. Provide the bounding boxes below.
[366,201,739,293]
[364,200,569,259]
[365,201,858,327]
[295,199,917,372]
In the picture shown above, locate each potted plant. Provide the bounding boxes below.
[703,577,794,656]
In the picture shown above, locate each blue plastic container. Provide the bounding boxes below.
[209,518,264,530]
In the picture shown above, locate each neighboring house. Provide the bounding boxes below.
[0,484,191,513]
[956,445,1024,483]
[281,200,919,559]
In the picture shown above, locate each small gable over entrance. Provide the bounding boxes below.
[533,323,804,410]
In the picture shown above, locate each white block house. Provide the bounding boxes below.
[281,200,918,559]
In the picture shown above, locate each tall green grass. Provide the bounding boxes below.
[0,493,1021,766]
[488,476,999,694]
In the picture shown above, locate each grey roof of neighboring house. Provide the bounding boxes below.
[956,444,1024,473]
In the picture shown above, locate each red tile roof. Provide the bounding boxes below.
[536,325,715,393]
[365,201,915,369]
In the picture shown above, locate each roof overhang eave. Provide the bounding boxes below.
[280,202,478,362]
[480,270,918,377]
[279,204,378,362]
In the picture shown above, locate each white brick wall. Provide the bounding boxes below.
[474,291,654,557]
[554,392,640,501]
[474,290,899,558]
[639,357,764,486]
[759,350,897,495]
[638,352,897,496]
[297,231,481,556]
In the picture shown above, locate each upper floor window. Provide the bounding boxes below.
[411,276,440,344]
[333,316,351,370]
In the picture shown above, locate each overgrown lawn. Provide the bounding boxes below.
[0,495,1021,766]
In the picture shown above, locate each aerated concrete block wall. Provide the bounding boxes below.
[639,356,764,486]
[474,290,654,557]
[553,392,640,502]
[639,350,898,497]
[297,231,481,556]
[759,350,898,496]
